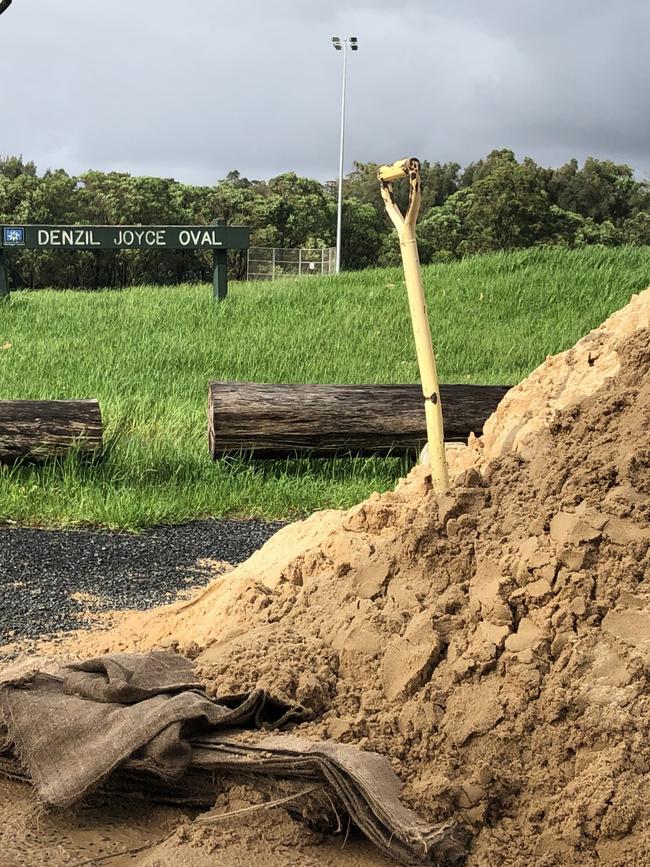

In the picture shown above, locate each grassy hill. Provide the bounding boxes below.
[1,246,649,529]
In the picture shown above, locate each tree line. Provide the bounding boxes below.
[1,149,650,289]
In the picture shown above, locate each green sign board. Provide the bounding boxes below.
[0,224,250,300]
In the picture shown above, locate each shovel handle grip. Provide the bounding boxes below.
[377,157,420,184]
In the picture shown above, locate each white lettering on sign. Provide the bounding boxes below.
[36,228,101,246]
[29,226,229,248]
[179,229,223,247]
[114,229,169,247]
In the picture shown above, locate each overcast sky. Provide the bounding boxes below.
[1,0,649,185]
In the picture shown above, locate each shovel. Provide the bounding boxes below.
[378,157,449,493]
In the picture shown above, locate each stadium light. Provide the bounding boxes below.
[331,36,359,274]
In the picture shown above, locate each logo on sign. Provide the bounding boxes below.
[3,227,25,246]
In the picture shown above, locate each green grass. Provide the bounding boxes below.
[1,245,649,529]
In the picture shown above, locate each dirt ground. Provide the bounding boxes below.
[0,778,393,866]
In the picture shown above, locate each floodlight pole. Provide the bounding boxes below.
[335,40,347,275]
[332,36,358,274]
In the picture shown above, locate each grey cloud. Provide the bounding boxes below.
[1,0,648,183]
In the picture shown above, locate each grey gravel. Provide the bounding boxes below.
[0,519,285,643]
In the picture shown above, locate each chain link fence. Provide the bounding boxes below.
[246,247,337,281]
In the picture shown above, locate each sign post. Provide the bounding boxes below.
[212,250,228,301]
[0,224,250,299]
[212,218,228,301]
[0,250,8,300]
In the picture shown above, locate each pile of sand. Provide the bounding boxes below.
[19,288,650,865]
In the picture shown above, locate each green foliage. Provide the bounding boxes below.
[574,218,623,248]
[341,198,385,269]
[418,211,463,262]
[545,157,646,222]
[376,231,403,268]
[0,165,338,290]
[1,247,649,529]
[420,153,556,256]
[621,211,650,245]
[545,206,586,247]
[1,149,650,288]
[416,150,650,260]
[258,173,334,249]
[0,155,37,180]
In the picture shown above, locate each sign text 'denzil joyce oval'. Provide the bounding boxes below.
[0,225,249,251]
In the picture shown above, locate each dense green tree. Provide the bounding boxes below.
[0,155,37,180]
[461,149,515,186]
[545,206,587,247]
[621,211,650,245]
[265,173,334,248]
[1,149,650,289]
[343,162,388,215]
[415,211,463,262]
[546,157,647,223]
[340,198,385,270]
[420,153,555,256]
[420,161,462,212]
[574,217,622,247]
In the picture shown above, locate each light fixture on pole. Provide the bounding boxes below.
[331,35,358,275]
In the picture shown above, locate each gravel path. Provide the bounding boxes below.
[0,520,285,642]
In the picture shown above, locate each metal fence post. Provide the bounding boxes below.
[272,248,276,280]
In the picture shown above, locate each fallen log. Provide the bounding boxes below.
[208,382,510,458]
[0,400,103,461]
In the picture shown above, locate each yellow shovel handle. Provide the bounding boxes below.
[377,158,449,493]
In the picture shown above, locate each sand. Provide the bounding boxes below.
[4,288,650,865]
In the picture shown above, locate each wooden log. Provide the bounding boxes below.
[0,400,103,461]
[208,382,510,459]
